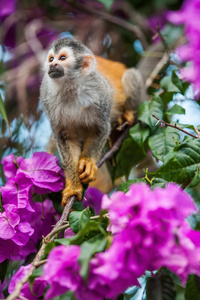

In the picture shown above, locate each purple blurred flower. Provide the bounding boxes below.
[168,0,200,96]
[8,264,47,300]
[64,227,75,238]
[83,187,104,215]
[0,0,17,19]
[148,10,167,32]
[42,245,81,299]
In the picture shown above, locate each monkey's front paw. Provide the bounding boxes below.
[79,158,98,184]
[62,183,83,206]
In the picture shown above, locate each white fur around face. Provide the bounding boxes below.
[44,47,76,72]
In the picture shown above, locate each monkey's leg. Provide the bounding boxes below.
[79,125,110,184]
[57,133,83,206]
[121,68,145,125]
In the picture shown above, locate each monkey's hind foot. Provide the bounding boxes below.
[62,181,83,206]
[117,110,135,126]
[123,109,135,125]
[79,158,98,184]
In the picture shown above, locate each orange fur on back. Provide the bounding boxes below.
[95,56,127,105]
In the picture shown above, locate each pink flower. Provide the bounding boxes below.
[0,152,64,261]
[8,265,47,300]
[0,0,17,19]
[83,187,104,215]
[38,184,200,299]
[16,152,64,193]
[167,0,200,96]
[42,245,82,299]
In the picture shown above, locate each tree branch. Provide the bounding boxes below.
[152,114,199,139]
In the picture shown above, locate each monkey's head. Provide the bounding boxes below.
[44,38,96,82]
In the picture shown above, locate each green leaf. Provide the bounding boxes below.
[150,138,200,184]
[29,266,43,292]
[72,199,85,211]
[171,71,190,95]
[160,76,180,93]
[52,291,76,300]
[151,178,168,189]
[43,241,58,258]
[185,275,200,300]
[96,0,114,11]
[129,123,150,148]
[148,127,180,162]
[54,238,71,246]
[165,104,185,116]
[0,93,11,137]
[69,220,104,245]
[69,207,90,233]
[115,137,146,178]
[79,234,107,280]
[138,95,163,130]
[146,269,176,300]
[171,71,184,94]
[117,178,146,193]
[188,168,200,188]
[161,92,175,105]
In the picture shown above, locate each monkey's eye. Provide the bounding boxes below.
[49,57,54,62]
[59,55,67,61]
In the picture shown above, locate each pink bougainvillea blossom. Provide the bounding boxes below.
[0,152,64,261]
[168,0,200,96]
[42,245,82,299]
[39,183,200,300]
[8,265,47,300]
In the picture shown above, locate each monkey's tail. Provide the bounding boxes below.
[121,68,146,110]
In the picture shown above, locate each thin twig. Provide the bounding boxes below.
[6,123,130,300]
[145,53,169,89]
[97,125,130,168]
[152,114,198,139]
[156,25,169,52]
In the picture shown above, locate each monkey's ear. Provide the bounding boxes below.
[82,55,96,75]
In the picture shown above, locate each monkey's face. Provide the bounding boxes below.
[45,45,96,82]
[46,48,74,79]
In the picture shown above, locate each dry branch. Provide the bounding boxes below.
[152,114,199,139]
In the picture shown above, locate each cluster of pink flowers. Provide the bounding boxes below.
[168,0,200,96]
[10,183,200,300]
[0,152,64,262]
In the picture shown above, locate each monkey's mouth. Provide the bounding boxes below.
[48,69,64,78]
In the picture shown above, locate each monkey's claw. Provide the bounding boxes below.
[62,182,83,206]
[79,158,98,184]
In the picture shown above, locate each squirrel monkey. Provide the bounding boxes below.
[40,38,144,206]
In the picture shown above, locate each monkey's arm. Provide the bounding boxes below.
[56,131,83,206]
[79,122,111,185]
